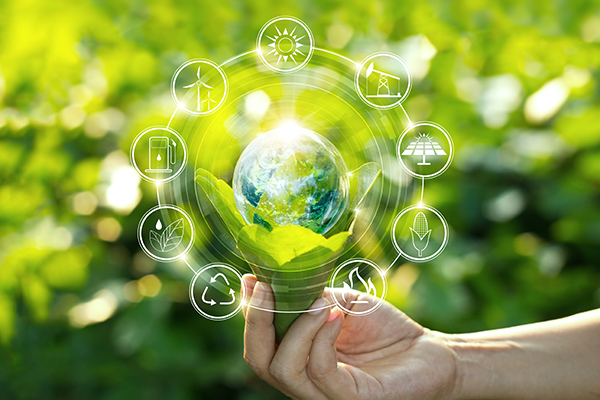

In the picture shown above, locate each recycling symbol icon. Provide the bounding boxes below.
[190,263,245,321]
[201,273,236,306]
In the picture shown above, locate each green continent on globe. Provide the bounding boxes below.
[232,127,349,235]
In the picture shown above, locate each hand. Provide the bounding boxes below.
[241,274,458,400]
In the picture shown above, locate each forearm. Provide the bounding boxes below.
[445,309,600,400]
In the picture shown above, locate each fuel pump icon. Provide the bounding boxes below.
[145,137,177,173]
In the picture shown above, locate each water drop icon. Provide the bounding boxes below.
[157,154,162,161]
[155,219,163,230]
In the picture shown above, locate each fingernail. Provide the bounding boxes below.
[308,297,328,315]
[327,307,341,322]
[250,282,266,307]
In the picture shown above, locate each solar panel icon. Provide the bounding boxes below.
[402,132,447,166]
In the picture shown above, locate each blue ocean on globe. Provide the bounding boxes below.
[232,127,349,234]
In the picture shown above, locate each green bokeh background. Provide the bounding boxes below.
[2,0,600,399]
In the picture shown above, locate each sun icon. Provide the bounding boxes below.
[266,26,306,65]
[416,132,432,142]
[257,17,314,72]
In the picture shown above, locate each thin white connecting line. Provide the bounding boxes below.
[182,257,197,274]
[385,253,403,274]
[164,50,256,143]
[165,46,416,282]
[219,49,257,67]
[420,177,425,204]
[156,183,161,206]
[399,104,413,127]
[165,52,261,279]
[314,47,414,132]
[165,50,257,129]
[246,303,335,314]
[167,107,178,128]
[314,47,360,68]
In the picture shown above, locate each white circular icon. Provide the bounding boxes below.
[138,205,195,262]
[397,121,453,179]
[391,204,449,263]
[171,59,228,116]
[189,263,245,321]
[330,258,387,316]
[256,16,315,73]
[130,126,188,183]
[355,52,412,109]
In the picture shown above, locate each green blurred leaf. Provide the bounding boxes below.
[40,246,91,290]
[71,158,101,191]
[556,106,600,148]
[0,293,15,346]
[0,184,47,224]
[194,168,248,239]
[237,224,350,269]
[0,141,24,178]
[21,274,52,322]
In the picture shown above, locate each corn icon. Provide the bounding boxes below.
[410,212,432,257]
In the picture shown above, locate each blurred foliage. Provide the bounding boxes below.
[2,0,600,399]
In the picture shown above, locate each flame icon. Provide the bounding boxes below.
[342,267,376,304]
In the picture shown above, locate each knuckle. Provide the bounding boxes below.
[307,362,332,382]
[269,362,296,384]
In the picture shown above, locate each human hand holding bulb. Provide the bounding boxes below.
[241,275,457,400]
[241,275,600,400]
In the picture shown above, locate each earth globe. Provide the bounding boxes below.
[232,126,350,235]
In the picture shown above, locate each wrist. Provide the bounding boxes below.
[442,333,524,400]
[435,311,600,400]
[424,330,468,400]
[443,334,472,400]
[438,333,469,400]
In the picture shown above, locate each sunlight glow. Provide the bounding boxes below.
[524,78,569,124]
[106,166,141,214]
[68,290,118,328]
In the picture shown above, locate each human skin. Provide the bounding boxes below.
[241,274,600,400]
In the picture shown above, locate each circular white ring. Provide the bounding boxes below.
[171,59,228,116]
[330,258,387,316]
[133,38,455,321]
[396,121,454,179]
[130,126,188,183]
[256,16,315,73]
[355,52,412,109]
[137,205,195,262]
[189,263,245,321]
[391,204,449,263]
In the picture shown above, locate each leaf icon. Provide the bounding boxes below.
[149,230,163,252]
[148,218,184,252]
[162,218,184,251]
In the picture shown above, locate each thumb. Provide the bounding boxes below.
[307,308,356,399]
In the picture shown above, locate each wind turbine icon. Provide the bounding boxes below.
[183,66,216,112]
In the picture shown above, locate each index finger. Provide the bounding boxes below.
[243,282,293,397]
